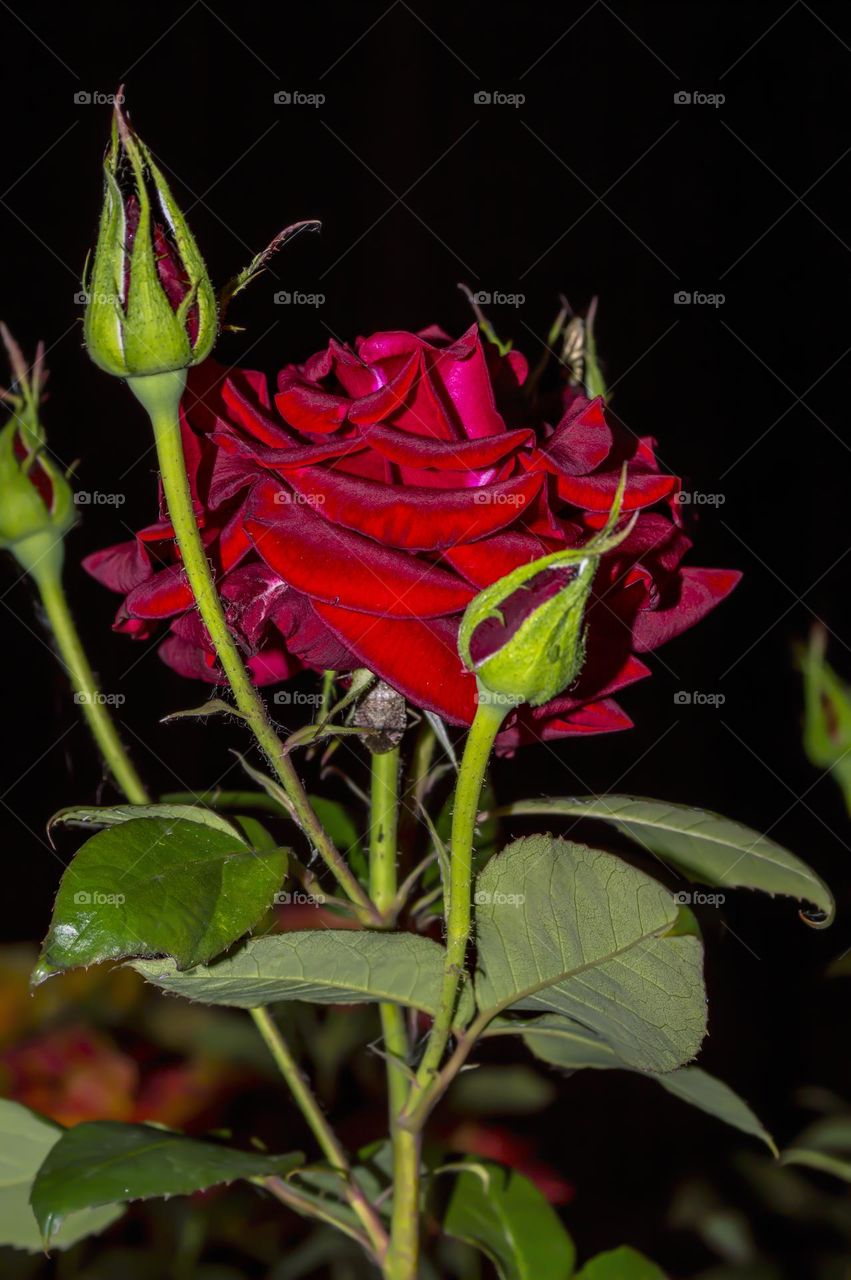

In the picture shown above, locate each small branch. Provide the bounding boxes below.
[250,1007,388,1259]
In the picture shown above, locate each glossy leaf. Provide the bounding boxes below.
[576,1246,667,1279]
[501,796,833,925]
[135,930,475,1024]
[30,1119,302,1245]
[503,1015,776,1153]
[0,1099,122,1252]
[474,836,706,1072]
[35,817,287,981]
[443,1161,575,1280]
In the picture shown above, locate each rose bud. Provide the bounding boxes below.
[799,624,851,813]
[458,472,634,709]
[84,97,217,379]
[0,329,74,579]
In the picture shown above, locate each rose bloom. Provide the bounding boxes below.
[85,325,739,751]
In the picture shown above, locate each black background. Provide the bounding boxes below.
[2,1,850,1273]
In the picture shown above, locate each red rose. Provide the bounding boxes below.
[84,325,739,749]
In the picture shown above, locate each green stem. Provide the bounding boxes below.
[402,696,507,1131]
[250,1007,388,1259]
[34,565,150,804]
[130,370,379,925]
[369,745,420,1280]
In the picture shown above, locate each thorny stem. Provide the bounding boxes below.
[250,1008,388,1259]
[130,369,388,1265]
[131,369,381,926]
[387,697,507,1277]
[369,746,418,1280]
[34,564,150,804]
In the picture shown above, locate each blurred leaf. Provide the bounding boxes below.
[49,802,242,842]
[447,1065,556,1116]
[575,1246,666,1278]
[509,1016,776,1154]
[135,931,474,1024]
[424,710,459,772]
[443,1160,575,1280]
[31,1119,302,1245]
[35,818,287,981]
[799,625,851,811]
[782,1116,851,1181]
[474,836,706,1072]
[501,797,834,925]
[0,1099,123,1252]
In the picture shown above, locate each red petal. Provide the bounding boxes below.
[632,567,742,651]
[556,468,677,512]
[284,468,544,551]
[245,480,474,618]
[496,697,634,752]
[125,566,194,619]
[313,602,477,723]
[443,530,562,587]
[358,421,533,471]
[83,541,151,594]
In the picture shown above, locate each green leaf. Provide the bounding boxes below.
[447,1065,556,1116]
[48,801,243,842]
[160,789,285,815]
[501,796,833,926]
[443,1161,575,1280]
[782,1116,851,1181]
[160,696,246,724]
[35,817,287,981]
[30,1120,302,1246]
[231,815,279,851]
[0,1099,123,1252]
[575,1245,667,1279]
[506,1015,776,1153]
[474,836,706,1072]
[308,795,367,883]
[135,931,475,1025]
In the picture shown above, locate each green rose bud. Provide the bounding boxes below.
[798,625,851,813]
[83,97,217,379]
[458,470,634,709]
[0,328,75,580]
